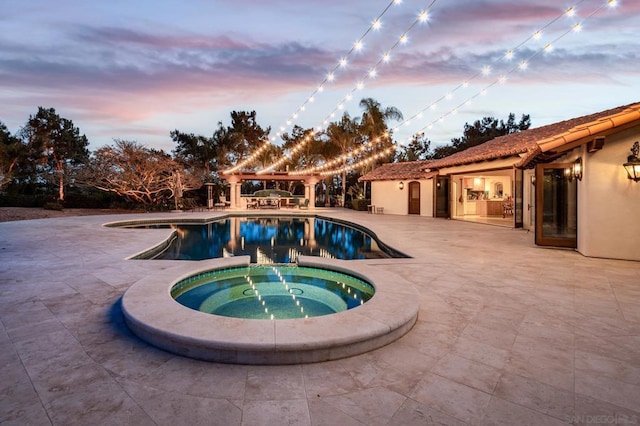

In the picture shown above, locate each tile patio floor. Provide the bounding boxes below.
[1,209,639,425]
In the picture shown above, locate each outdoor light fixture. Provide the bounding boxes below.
[623,141,640,182]
[565,158,582,182]
[572,157,583,181]
[398,181,404,190]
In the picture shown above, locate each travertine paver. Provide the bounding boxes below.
[1,210,639,425]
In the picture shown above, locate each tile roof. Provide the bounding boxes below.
[425,102,640,170]
[358,102,640,181]
[359,160,432,181]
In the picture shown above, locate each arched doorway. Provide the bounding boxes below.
[408,181,420,214]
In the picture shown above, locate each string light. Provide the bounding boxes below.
[226,0,617,178]
[260,1,438,174]
[272,0,402,139]
[392,0,596,142]
[222,0,403,174]
[290,134,390,175]
[318,146,396,176]
[406,0,616,142]
[223,140,272,174]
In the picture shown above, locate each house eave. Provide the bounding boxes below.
[537,106,640,153]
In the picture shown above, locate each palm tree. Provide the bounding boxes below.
[325,112,361,206]
[358,98,403,197]
[359,97,403,141]
[255,144,282,189]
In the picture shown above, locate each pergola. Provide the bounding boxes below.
[223,171,321,209]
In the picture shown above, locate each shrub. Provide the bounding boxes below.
[252,189,293,197]
[43,202,64,211]
[351,199,371,211]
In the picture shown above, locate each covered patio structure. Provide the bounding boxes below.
[223,171,321,209]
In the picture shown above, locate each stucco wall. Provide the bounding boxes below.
[371,179,434,216]
[576,126,640,261]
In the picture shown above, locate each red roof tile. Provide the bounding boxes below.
[359,160,432,181]
[359,102,640,181]
[425,102,640,170]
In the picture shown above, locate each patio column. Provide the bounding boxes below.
[204,182,215,210]
[227,175,241,209]
[304,176,319,208]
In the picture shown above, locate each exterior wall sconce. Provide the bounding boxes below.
[623,141,640,182]
[398,181,404,190]
[565,158,582,182]
[572,157,582,181]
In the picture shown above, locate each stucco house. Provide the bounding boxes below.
[360,102,640,261]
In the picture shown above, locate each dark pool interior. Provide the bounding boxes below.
[129,216,406,262]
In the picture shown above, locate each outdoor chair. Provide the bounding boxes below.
[299,199,310,210]
[502,201,514,217]
[214,196,227,210]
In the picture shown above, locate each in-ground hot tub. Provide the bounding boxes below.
[122,256,419,364]
[171,264,375,320]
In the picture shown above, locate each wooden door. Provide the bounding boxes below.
[408,181,420,214]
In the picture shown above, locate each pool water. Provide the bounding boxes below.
[171,264,375,319]
[132,216,403,262]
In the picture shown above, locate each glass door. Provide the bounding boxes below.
[435,176,450,218]
[514,168,523,228]
[535,163,577,248]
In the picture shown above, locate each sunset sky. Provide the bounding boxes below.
[1,0,638,155]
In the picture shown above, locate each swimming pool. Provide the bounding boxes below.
[126,215,406,262]
[114,214,417,363]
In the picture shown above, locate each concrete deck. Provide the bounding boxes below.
[1,209,639,425]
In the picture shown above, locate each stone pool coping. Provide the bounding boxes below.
[121,255,419,364]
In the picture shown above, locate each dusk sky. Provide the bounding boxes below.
[1,0,638,156]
